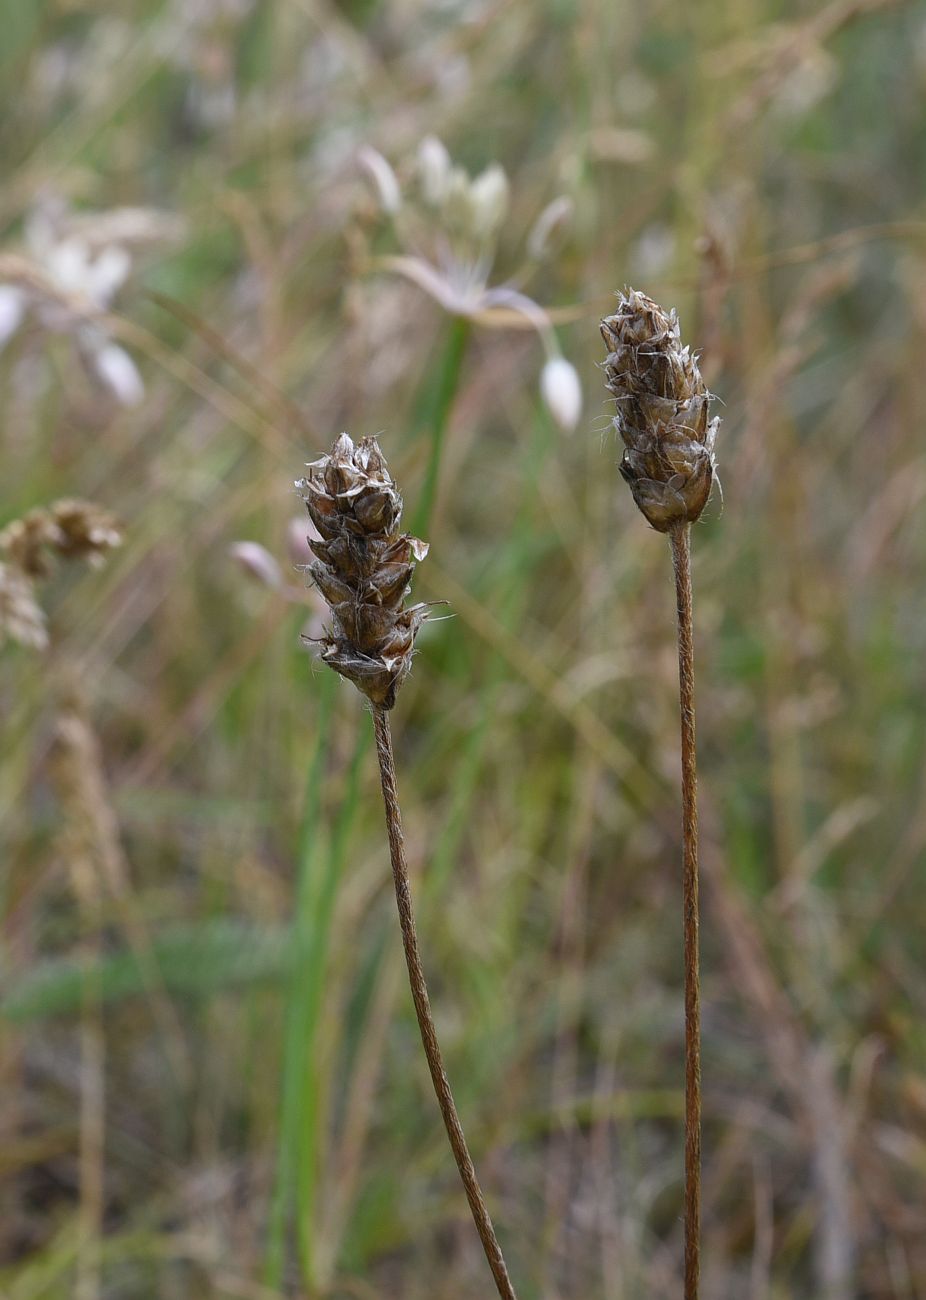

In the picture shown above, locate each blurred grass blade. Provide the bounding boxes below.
[2,920,295,1022]
[411,315,470,536]
[264,673,335,1287]
[294,723,368,1281]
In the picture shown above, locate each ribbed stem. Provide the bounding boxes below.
[670,523,702,1300]
[372,707,518,1300]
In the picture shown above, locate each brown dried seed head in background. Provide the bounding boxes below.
[49,499,123,566]
[0,498,122,652]
[296,433,429,709]
[601,288,719,532]
[0,499,122,576]
[0,511,58,578]
[0,561,48,650]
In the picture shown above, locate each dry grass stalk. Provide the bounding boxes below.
[52,716,105,1300]
[703,839,857,1297]
[51,688,191,1088]
[601,288,720,1300]
[297,433,518,1300]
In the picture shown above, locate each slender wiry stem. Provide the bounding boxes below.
[372,706,518,1300]
[670,522,702,1300]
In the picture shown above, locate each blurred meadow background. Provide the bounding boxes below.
[2,0,926,1297]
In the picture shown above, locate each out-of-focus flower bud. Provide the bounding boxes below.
[0,286,26,350]
[286,516,317,568]
[467,164,509,239]
[527,196,574,261]
[92,341,144,406]
[229,541,283,590]
[417,135,452,207]
[358,146,401,215]
[540,356,583,434]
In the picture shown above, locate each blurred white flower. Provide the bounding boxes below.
[358,147,402,215]
[92,341,145,407]
[230,541,284,591]
[441,164,477,232]
[286,516,317,567]
[230,536,330,639]
[467,163,509,239]
[528,196,574,261]
[0,286,26,350]
[417,136,453,207]
[540,356,583,434]
[0,196,183,405]
[632,223,675,280]
[361,138,578,416]
[41,236,131,306]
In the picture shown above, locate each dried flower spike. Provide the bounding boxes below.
[0,499,121,578]
[0,562,48,650]
[296,433,429,709]
[601,288,722,1300]
[601,288,719,531]
[293,436,518,1299]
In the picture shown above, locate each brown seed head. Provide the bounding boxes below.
[296,433,429,709]
[0,499,122,577]
[48,499,123,566]
[0,561,48,650]
[601,288,719,532]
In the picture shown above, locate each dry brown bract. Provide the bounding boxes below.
[1,500,122,578]
[0,562,48,650]
[0,499,122,651]
[296,433,429,709]
[601,288,719,532]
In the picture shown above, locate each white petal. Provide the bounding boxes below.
[378,254,465,314]
[229,541,283,590]
[417,135,452,206]
[24,203,62,260]
[47,238,92,295]
[467,163,509,239]
[357,146,401,215]
[289,516,322,565]
[89,245,131,304]
[0,286,26,350]
[541,357,583,434]
[93,342,144,406]
[527,196,574,261]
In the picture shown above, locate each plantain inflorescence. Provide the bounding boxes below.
[296,433,429,709]
[601,288,719,533]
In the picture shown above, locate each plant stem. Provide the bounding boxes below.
[371,706,518,1300]
[670,522,702,1300]
[412,315,470,537]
